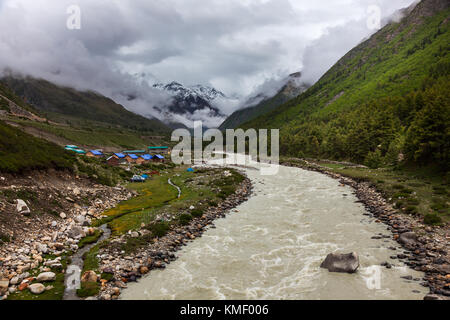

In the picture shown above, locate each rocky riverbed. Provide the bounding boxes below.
[281,158,450,300]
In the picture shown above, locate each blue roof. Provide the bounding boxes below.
[148,146,168,149]
[89,150,103,156]
[114,153,126,158]
[155,154,165,159]
[141,154,153,160]
[128,154,139,159]
[65,145,78,149]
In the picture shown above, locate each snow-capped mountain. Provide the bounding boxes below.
[152,81,233,129]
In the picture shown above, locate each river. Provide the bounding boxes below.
[121,159,427,300]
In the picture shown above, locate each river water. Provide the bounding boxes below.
[121,159,427,300]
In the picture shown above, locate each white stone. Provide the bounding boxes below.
[36,272,56,282]
[16,199,30,216]
[28,283,45,294]
[60,212,67,219]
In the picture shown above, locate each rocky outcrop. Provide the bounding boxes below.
[320,252,360,273]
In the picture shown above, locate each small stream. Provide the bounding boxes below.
[63,224,110,300]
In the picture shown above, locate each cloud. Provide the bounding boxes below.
[0,0,417,127]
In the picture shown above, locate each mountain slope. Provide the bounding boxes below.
[1,76,170,133]
[242,0,449,169]
[219,72,308,130]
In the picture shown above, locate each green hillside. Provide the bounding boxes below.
[0,120,74,173]
[220,91,292,130]
[242,0,450,171]
[219,74,308,130]
[1,76,170,134]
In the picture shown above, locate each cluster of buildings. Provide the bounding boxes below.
[64,145,170,166]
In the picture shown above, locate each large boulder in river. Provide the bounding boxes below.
[320,252,359,273]
[398,232,418,248]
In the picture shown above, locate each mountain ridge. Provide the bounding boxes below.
[240,0,449,169]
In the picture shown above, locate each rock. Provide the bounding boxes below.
[139,266,149,274]
[10,276,20,285]
[73,188,81,196]
[28,283,45,294]
[16,199,31,216]
[424,294,445,300]
[67,225,85,239]
[320,252,359,273]
[37,243,48,254]
[36,272,56,282]
[398,232,418,247]
[51,221,57,227]
[60,212,67,219]
[81,271,98,283]
[0,279,9,295]
[18,282,28,291]
[130,231,139,238]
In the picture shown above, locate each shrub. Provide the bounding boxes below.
[179,214,193,226]
[364,149,383,169]
[76,281,100,298]
[191,208,203,218]
[424,213,442,225]
[147,221,170,238]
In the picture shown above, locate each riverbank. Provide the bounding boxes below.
[280,157,450,300]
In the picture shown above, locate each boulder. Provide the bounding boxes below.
[28,283,45,294]
[81,270,98,283]
[320,252,360,273]
[67,225,85,239]
[0,279,9,295]
[36,272,56,282]
[16,199,30,216]
[60,212,67,219]
[398,232,418,247]
[36,243,48,254]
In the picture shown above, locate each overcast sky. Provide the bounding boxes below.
[0,0,416,125]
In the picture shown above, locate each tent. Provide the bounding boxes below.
[187,168,194,172]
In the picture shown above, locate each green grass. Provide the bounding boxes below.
[102,167,245,254]
[76,243,104,298]
[78,229,103,249]
[316,161,449,224]
[0,120,74,173]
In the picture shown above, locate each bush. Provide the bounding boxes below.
[76,281,100,298]
[191,208,203,218]
[424,213,442,225]
[364,149,383,169]
[179,214,193,226]
[0,233,11,244]
[147,221,170,238]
